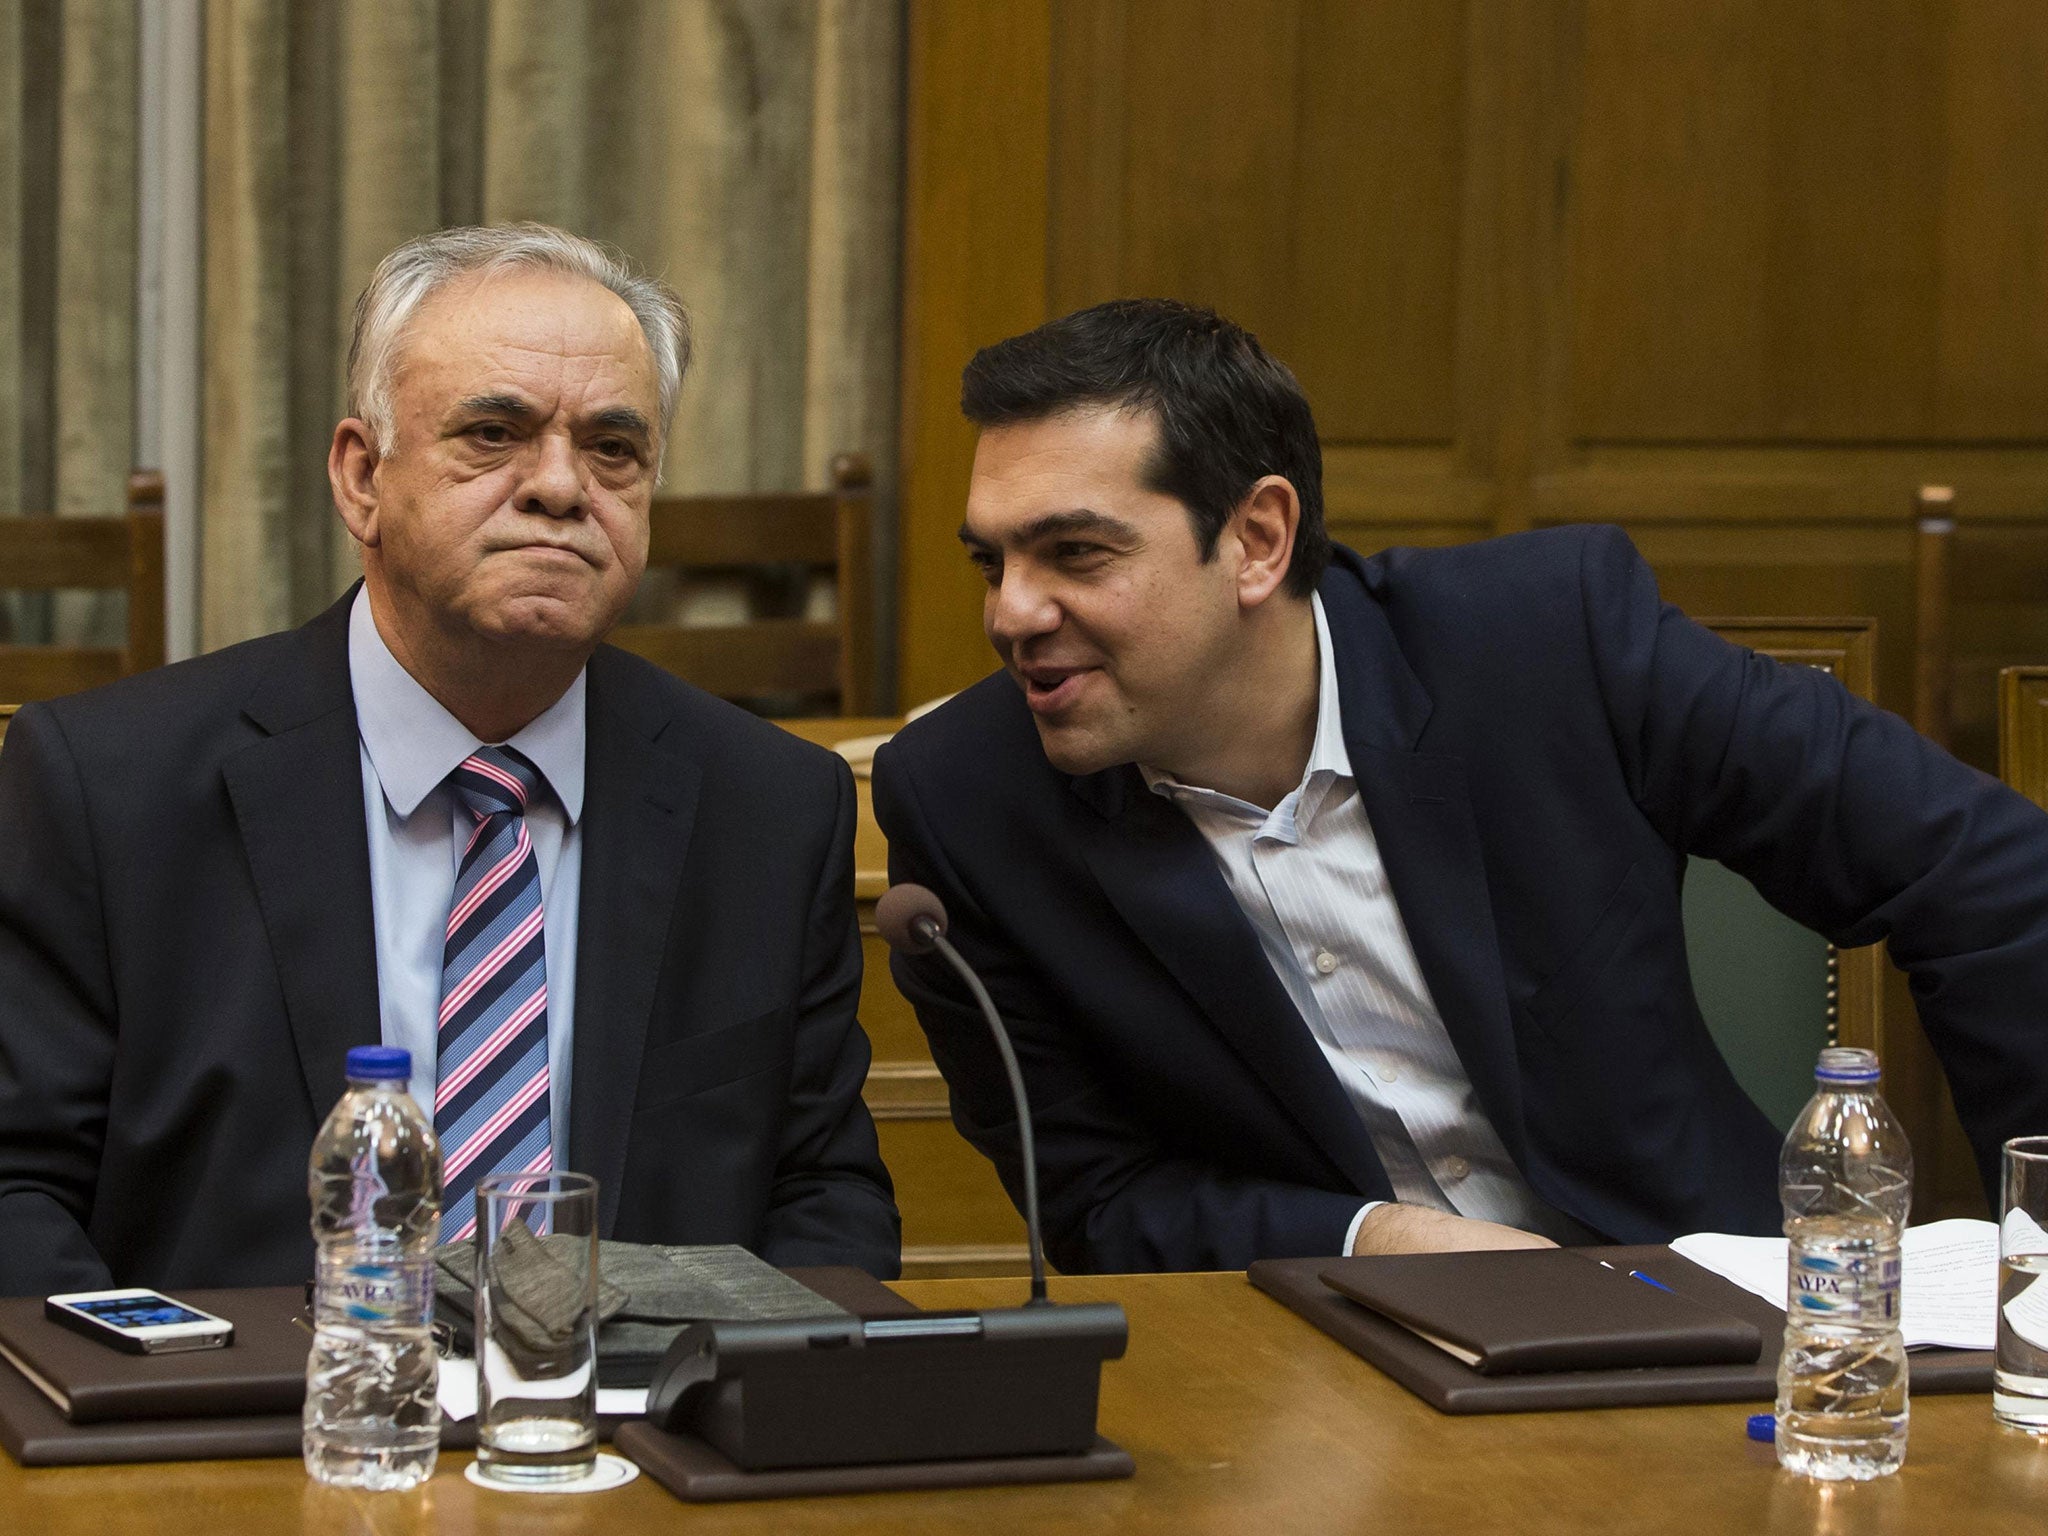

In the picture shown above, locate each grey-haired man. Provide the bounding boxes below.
[0,224,899,1295]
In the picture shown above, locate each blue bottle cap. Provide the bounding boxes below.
[1814,1047,1880,1085]
[1746,1413,1776,1443]
[345,1045,412,1081]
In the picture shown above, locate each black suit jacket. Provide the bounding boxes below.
[0,592,899,1295]
[874,526,2048,1273]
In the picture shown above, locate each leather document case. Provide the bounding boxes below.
[0,1266,897,1468]
[0,1287,309,1424]
[1315,1247,1762,1374]
[1250,1243,1995,1413]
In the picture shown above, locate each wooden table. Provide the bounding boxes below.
[6,1271,2045,1534]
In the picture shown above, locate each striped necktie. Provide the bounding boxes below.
[435,745,553,1243]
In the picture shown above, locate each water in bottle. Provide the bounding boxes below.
[1774,1046,1912,1480]
[304,1045,444,1489]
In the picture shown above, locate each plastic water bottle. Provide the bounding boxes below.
[1774,1046,1912,1480]
[303,1045,444,1489]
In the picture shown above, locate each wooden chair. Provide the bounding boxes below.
[1998,666,2048,811]
[611,453,876,715]
[0,471,166,703]
[1913,485,2048,770]
[1691,618,1883,1128]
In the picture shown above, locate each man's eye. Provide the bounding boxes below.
[967,551,1001,585]
[1054,542,1107,563]
[467,423,513,447]
[592,438,636,462]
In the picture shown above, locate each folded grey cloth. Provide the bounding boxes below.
[433,1236,848,1385]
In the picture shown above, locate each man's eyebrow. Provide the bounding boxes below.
[450,392,535,420]
[956,509,1140,549]
[587,406,653,442]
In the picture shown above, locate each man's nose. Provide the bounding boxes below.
[517,432,585,519]
[986,566,1061,646]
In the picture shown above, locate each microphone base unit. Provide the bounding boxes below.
[645,1302,1129,1472]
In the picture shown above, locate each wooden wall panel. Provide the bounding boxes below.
[1571,1,2048,444]
[897,0,1053,707]
[1050,0,1467,445]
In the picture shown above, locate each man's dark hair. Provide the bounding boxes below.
[960,299,1329,598]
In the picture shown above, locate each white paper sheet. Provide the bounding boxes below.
[434,1358,649,1423]
[1669,1217,1998,1350]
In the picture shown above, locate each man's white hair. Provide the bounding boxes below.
[345,222,691,456]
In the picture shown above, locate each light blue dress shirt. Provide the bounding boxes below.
[348,588,583,1158]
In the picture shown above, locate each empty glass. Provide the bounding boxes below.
[472,1171,600,1484]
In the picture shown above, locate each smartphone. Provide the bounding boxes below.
[44,1289,235,1354]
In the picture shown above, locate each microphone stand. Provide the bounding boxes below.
[913,915,1049,1306]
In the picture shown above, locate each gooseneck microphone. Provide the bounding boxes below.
[641,880,1130,1476]
[874,882,1047,1305]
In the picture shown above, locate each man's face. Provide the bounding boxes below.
[355,268,661,653]
[962,405,1247,778]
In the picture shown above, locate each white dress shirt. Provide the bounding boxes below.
[348,588,584,1156]
[1142,595,1586,1252]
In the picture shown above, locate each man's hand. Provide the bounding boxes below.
[1351,1203,1558,1256]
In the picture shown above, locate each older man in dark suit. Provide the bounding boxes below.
[0,224,898,1295]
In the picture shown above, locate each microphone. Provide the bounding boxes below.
[874,882,1047,1304]
[640,880,1129,1476]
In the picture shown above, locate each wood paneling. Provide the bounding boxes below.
[897,0,1053,708]
[900,0,2048,1219]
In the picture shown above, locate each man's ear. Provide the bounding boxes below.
[1230,475,1300,610]
[329,418,383,549]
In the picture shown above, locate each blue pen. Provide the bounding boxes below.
[1628,1269,1676,1294]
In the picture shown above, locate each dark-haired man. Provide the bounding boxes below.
[873,297,2048,1274]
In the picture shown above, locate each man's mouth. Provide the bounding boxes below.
[1016,663,1094,715]
[500,542,593,564]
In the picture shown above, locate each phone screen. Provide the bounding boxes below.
[67,1294,213,1330]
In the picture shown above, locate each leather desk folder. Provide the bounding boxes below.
[1317,1248,1763,1374]
[0,1267,892,1468]
[0,1287,307,1424]
[1249,1243,1995,1414]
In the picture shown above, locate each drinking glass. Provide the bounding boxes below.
[1995,1136,2048,1431]
[473,1171,600,1484]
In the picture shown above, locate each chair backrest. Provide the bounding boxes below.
[1999,666,2048,812]
[0,703,14,753]
[609,453,875,715]
[1913,486,2048,770]
[0,471,166,703]
[1689,617,1881,1129]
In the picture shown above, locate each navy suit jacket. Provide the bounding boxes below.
[0,591,899,1295]
[874,526,2048,1273]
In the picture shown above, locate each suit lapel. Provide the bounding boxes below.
[1323,555,1529,1164]
[568,651,701,1236]
[1073,771,1390,1197]
[223,593,380,1121]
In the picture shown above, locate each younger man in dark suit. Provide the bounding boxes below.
[0,225,898,1295]
[874,298,2048,1273]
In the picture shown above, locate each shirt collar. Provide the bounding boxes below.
[1139,593,1350,832]
[347,586,587,824]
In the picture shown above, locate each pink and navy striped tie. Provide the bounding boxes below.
[435,746,553,1243]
